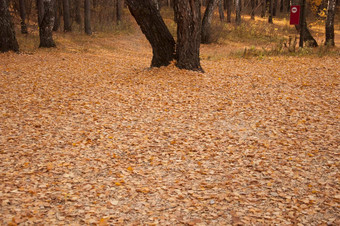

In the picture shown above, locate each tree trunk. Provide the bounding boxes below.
[126,0,176,67]
[235,0,241,24]
[75,0,81,25]
[19,0,28,33]
[39,0,56,48]
[268,0,273,23]
[0,0,19,52]
[84,0,91,35]
[225,0,231,22]
[201,0,218,44]
[218,0,224,21]
[261,0,266,17]
[63,0,71,31]
[273,0,277,16]
[251,0,255,19]
[53,0,61,31]
[174,0,203,72]
[116,0,122,24]
[325,0,336,46]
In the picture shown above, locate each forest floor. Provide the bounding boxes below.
[1,25,340,225]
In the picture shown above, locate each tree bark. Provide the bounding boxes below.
[251,0,255,19]
[0,0,19,52]
[63,0,71,31]
[235,0,241,25]
[225,0,231,22]
[325,0,336,46]
[201,0,218,44]
[218,0,224,21]
[75,0,82,25]
[116,0,122,24]
[261,0,266,17]
[19,0,28,33]
[53,0,61,31]
[84,0,91,35]
[38,0,56,47]
[268,0,273,23]
[126,0,176,67]
[174,0,203,72]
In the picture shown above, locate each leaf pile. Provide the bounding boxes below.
[0,34,339,225]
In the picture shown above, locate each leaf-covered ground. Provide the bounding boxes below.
[1,33,339,225]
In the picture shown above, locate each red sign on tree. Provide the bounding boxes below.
[290,5,300,25]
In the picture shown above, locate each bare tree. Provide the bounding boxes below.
[325,0,336,46]
[235,0,241,24]
[0,0,19,52]
[201,0,218,44]
[63,0,71,31]
[19,0,28,33]
[38,0,56,47]
[174,0,203,71]
[84,0,92,35]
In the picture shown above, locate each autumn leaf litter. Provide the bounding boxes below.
[0,34,339,225]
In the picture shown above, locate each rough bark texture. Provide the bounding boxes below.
[84,0,92,35]
[174,0,203,72]
[63,0,72,31]
[201,0,218,44]
[325,0,336,46]
[235,0,241,24]
[0,0,19,52]
[39,0,56,48]
[19,0,28,33]
[126,0,176,67]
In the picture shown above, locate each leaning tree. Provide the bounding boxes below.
[126,0,203,72]
[0,0,19,52]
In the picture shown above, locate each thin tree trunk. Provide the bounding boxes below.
[75,0,81,25]
[235,0,241,24]
[325,0,336,46]
[63,0,71,31]
[19,0,28,33]
[273,0,277,16]
[116,0,122,24]
[39,0,56,47]
[226,0,231,22]
[174,0,203,72]
[53,0,61,31]
[126,0,176,67]
[0,0,19,52]
[201,0,218,44]
[84,0,91,35]
[261,0,266,17]
[218,0,224,21]
[251,0,255,19]
[268,0,273,23]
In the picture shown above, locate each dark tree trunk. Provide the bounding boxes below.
[37,0,44,24]
[273,0,277,16]
[225,0,231,22]
[84,0,91,35]
[261,0,266,17]
[38,0,56,48]
[116,0,122,24]
[218,0,224,21]
[75,0,81,24]
[251,0,255,19]
[63,0,72,31]
[235,0,241,24]
[268,0,273,23]
[0,0,19,52]
[53,0,61,31]
[174,0,203,72]
[19,0,28,33]
[126,0,176,67]
[280,0,284,12]
[201,0,218,44]
[325,0,336,46]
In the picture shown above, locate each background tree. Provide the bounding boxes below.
[268,0,273,23]
[38,0,56,47]
[19,0,28,33]
[84,0,92,35]
[325,0,336,46]
[116,0,123,24]
[53,0,61,31]
[225,0,231,23]
[174,0,203,71]
[63,0,71,31]
[201,0,218,44]
[235,0,241,24]
[0,0,19,52]
[126,0,176,67]
[74,0,82,25]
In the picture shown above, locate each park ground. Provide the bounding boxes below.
[0,12,340,225]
